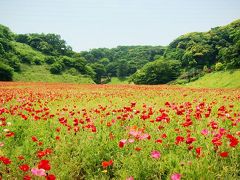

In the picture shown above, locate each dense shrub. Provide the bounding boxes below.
[0,62,13,81]
[215,62,224,71]
[50,63,64,74]
[132,58,181,84]
[45,56,56,64]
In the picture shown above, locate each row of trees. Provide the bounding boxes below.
[80,46,166,80]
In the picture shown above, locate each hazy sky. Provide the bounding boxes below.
[0,0,239,51]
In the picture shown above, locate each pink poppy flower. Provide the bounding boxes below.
[201,129,209,136]
[129,130,139,137]
[171,173,181,180]
[0,142,4,147]
[128,139,135,143]
[151,150,161,159]
[126,176,134,180]
[139,133,150,140]
[31,168,46,176]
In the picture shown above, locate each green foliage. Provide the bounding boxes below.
[90,63,106,84]
[50,62,64,74]
[62,56,75,67]
[166,19,240,71]
[6,54,21,72]
[215,62,224,71]
[0,24,14,40]
[16,33,73,56]
[132,59,181,84]
[0,19,239,84]
[74,57,87,73]
[116,60,129,78]
[81,46,166,78]
[65,68,80,76]
[45,56,57,64]
[84,65,96,78]
[0,62,13,81]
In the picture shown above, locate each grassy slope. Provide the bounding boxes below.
[186,70,240,88]
[11,41,94,84]
[107,77,130,84]
[13,64,94,84]
[11,41,46,60]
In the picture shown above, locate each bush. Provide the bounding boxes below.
[0,62,13,81]
[132,58,181,84]
[8,56,21,72]
[62,56,75,67]
[215,62,224,71]
[50,62,63,74]
[65,68,79,76]
[33,57,43,65]
[20,54,33,64]
[45,56,56,64]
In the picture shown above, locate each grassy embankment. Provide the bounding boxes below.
[186,70,240,88]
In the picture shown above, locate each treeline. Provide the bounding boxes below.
[80,46,165,83]
[81,19,240,84]
[0,19,239,84]
[0,25,95,81]
[132,19,240,84]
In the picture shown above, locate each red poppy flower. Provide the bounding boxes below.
[38,160,51,171]
[18,155,25,160]
[102,160,113,168]
[46,174,56,180]
[0,156,11,165]
[195,147,202,157]
[186,137,196,144]
[135,147,142,151]
[175,136,184,145]
[32,136,38,142]
[19,164,30,172]
[23,175,31,180]
[219,152,228,157]
[119,139,127,148]
[6,131,15,137]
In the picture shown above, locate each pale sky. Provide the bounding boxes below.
[0,0,239,51]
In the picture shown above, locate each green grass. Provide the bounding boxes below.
[13,64,94,84]
[11,41,46,61]
[186,70,240,88]
[107,77,130,84]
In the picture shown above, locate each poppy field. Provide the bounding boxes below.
[0,82,239,180]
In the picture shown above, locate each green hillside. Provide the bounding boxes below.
[132,19,240,85]
[186,70,240,88]
[0,19,239,86]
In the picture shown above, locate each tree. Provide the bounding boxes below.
[90,63,106,84]
[74,57,87,73]
[0,62,13,81]
[0,25,14,40]
[50,63,64,74]
[116,60,129,78]
[131,59,181,84]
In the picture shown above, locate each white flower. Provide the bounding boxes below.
[3,129,9,132]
